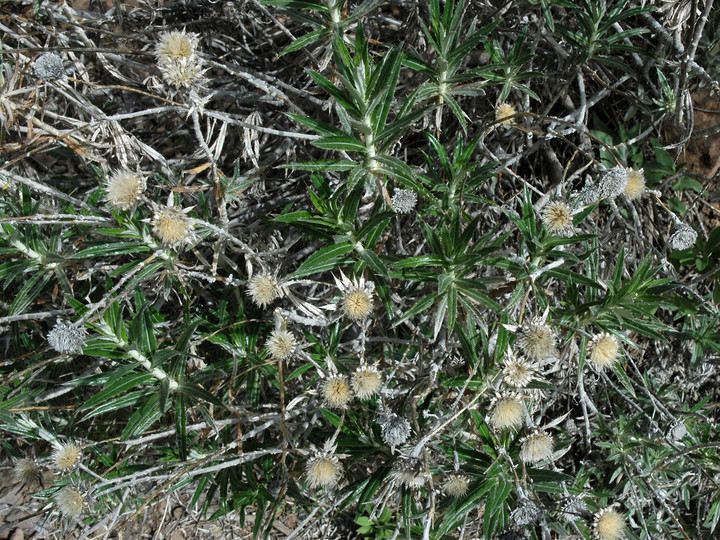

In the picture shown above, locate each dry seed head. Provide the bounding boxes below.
[266,329,296,361]
[443,474,469,498]
[623,169,645,200]
[53,442,82,473]
[511,499,541,525]
[48,320,87,354]
[155,30,198,64]
[352,365,383,399]
[392,459,426,489]
[519,430,554,463]
[33,52,66,81]
[380,413,411,450]
[392,189,418,214]
[502,353,535,388]
[541,201,574,236]
[593,507,625,540]
[322,376,352,408]
[13,458,40,484]
[588,333,620,370]
[669,222,697,250]
[159,57,205,89]
[153,206,192,246]
[105,170,145,210]
[489,393,525,430]
[305,451,342,489]
[247,274,281,308]
[561,496,587,522]
[517,321,555,361]
[496,102,517,125]
[56,486,85,519]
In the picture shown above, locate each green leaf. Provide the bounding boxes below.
[80,372,156,411]
[312,135,367,153]
[289,242,355,278]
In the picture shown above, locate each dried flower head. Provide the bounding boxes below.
[352,365,383,399]
[392,459,426,489]
[588,333,620,370]
[496,103,517,125]
[488,393,525,430]
[105,170,145,210]
[155,30,199,64]
[578,167,628,204]
[669,222,697,250]
[517,320,555,361]
[13,458,40,484]
[502,352,535,388]
[511,498,541,525]
[593,506,625,540]
[443,474,469,498]
[305,450,342,489]
[247,274,281,308]
[48,320,87,354]
[158,57,205,89]
[561,496,588,522]
[623,168,645,200]
[53,442,82,473]
[392,189,418,214]
[322,376,352,408]
[541,201,574,236]
[56,486,85,519]
[335,272,375,321]
[381,413,411,450]
[152,206,192,246]
[519,430,554,463]
[33,52,66,81]
[266,329,296,361]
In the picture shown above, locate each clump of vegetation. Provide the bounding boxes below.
[1,0,719,538]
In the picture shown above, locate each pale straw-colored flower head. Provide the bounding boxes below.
[588,332,620,370]
[266,329,296,361]
[542,201,574,236]
[623,168,645,200]
[488,392,525,430]
[335,272,375,321]
[155,30,198,64]
[443,474,469,498]
[152,206,192,246]
[56,486,85,519]
[322,376,352,408]
[247,274,282,308]
[105,170,145,210]
[517,320,555,362]
[519,430,554,464]
[351,365,383,399]
[305,450,342,489]
[392,458,426,489]
[13,458,41,484]
[53,442,82,473]
[159,57,205,89]
[496,102,517,125]
[502,352,535,388]
[593,506,625,540]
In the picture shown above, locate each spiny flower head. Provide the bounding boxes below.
[56,486,85,519]
[13,458,40,484]
[511,498,541,526]
[155,30,199,64]
[352,365,383,399]
[519,430,554,464]
[392,458,426,489]
[443,474,469,498]
[266,329,296,361]
[48,320,87,354]
[588,332,620,370]
[335,272,375,321]
[322,376,352,408]
[33,52,66,81]
[488,392,525,430]
[496,102,517,125]
[669,222,697,250]
[305,450,342,489]
[247,273,282,308]
[392,189,418,214]
[593,506,625,540]
[541,201,574,236]
[158,57,205,89]
[624,168,645,200]
[105,170,145,210]
[502,352,535,388]
[53,442,82,473]
[380,413,411,451]
[517,320,555,362]
[152,206,192,246]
